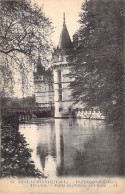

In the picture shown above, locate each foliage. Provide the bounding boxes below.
[1,96,35,110]
[0,0,53,96]
[69,0,124,127]
[1,121,44,177]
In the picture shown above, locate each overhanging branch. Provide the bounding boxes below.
[0,48,26,55]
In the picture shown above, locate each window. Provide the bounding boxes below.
[58,70,62,101]
[69,108,71,113]
[59,55,63,61]
[49,84,53,91]
[58,70,61,83]
[59,83,62,89]
[59,107,62,112]
[58,84,62,101]
[59,93,62,101]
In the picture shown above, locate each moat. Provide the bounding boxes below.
[19,118,124,177]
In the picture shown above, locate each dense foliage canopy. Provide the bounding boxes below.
[69,0,124,126]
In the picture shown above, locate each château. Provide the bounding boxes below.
[34,14,104,119]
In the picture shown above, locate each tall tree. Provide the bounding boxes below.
[69,0,124,126]
[0,0,53,96]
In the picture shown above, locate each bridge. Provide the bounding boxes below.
[2,106,55,121]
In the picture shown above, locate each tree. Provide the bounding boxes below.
[69,0,124,127]
[0,0,53,97]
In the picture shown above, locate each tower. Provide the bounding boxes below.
[52,13,75,118]
[33,14,104,119]
[34,57,54,115]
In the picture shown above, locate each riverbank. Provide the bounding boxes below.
[1,120,45,178]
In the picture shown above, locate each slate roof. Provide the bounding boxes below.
[58,13,72,55]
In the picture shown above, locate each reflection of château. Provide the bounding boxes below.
[34,14,104,119]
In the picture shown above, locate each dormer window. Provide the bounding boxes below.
[58,55,62,61]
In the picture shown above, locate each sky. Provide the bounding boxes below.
[32,0,84,46]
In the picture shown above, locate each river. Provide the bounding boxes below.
[19,118,124,177]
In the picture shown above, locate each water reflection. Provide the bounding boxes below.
[19,118,124,177]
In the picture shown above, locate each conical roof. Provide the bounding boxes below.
[58,13,72,54]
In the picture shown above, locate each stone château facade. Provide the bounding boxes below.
[34,14,104,119]
[34,58,54,109]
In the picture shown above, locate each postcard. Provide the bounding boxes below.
[0,0,124,193]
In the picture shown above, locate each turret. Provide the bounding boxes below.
[58,13,72,55]
[52,13,73,63]
[53,13,75,118]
